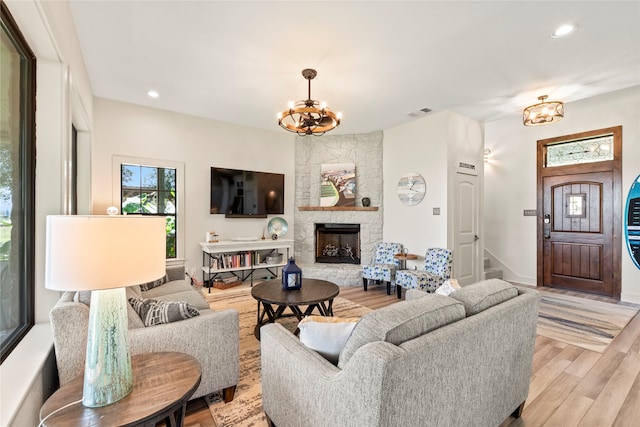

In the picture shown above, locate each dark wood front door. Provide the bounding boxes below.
[537,126,622,299]
[542,172,614,295]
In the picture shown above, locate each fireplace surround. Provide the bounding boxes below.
[294,131,384,285]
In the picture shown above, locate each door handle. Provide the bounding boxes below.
[544,214,551,239]
[474,235,479,241]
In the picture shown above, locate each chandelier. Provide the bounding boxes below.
[278,69,341,136]
[523,95,564,126]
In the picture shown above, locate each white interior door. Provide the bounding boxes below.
[454,172,479,285]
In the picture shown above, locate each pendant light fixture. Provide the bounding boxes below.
[278,69,342,136]
[523,95,564,126]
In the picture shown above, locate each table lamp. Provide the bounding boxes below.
[45,215,166,407]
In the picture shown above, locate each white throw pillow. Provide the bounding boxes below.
[298,316,360,365]
[435,278,461,296]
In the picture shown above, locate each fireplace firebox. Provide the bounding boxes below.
[315,223,361,264]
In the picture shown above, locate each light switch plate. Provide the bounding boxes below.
[433,207,441,215]
[523,209,537,216]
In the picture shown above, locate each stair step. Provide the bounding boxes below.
[484,267,503,280]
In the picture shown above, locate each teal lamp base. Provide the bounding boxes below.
[83,287,133,407]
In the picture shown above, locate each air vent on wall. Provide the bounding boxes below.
[408,107,433,117]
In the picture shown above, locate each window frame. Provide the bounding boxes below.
[112,156,185,262]
[0,1,37,363]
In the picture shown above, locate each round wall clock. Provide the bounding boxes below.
[397,172,426,206]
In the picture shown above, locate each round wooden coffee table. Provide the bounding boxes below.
[251,278,339,339]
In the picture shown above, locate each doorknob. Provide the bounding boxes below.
[474,235,479,241]
[544,214,551,239]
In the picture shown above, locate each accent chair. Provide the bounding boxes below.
[395,247,453,298]
[361,242,403,295]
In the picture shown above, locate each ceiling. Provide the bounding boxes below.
[68,1,640,135]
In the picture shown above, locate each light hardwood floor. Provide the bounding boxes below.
[177,284,640,427]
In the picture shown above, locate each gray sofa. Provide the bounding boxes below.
[49,265,239,401]
[260,279,540,427]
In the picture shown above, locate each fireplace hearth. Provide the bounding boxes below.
[315,223,361,264]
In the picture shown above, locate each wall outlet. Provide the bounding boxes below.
[433,207,441,215]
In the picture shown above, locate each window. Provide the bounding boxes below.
[566,193,587,218]
[120,163,178,259]
[1,3,36,363]
[546,135,614,167]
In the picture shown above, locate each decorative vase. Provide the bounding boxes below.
[362,197,371,207]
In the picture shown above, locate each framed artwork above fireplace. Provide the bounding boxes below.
[320,163,356,207]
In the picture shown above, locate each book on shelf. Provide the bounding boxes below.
[209,251,255,271]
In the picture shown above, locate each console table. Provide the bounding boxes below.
[200,239,294,290]
[39,352,201,427]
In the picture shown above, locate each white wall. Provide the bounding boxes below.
[91,98,295,277]
[484,86,640,303]
[446,112,485,282]
[382,112,446,267]
[383,111,484,276]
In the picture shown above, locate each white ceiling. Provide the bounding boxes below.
[68,1,640,135]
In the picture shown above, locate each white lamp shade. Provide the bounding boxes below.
[45,215,167,291]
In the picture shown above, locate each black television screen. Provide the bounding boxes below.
[210,167,284,217]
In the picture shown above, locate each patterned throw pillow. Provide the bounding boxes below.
[128,297,200,327]
[139,274,169,292]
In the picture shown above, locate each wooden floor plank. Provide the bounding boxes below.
[579,371,638,426]
[609,310,640,353]
[572,349,627,400]
[542,393,593,427]
[527,353,576,405]
[521,372,583,427]
[579,349,640,426]
[532,340,569,374]
[563,349,601,377]
[612,371,640,427]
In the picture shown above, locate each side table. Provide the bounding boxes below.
[394,253,418,270]
[40,352,201,427]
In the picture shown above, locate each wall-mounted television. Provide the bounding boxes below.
[210,167,284,217]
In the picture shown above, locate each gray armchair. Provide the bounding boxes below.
[49,265,239,401]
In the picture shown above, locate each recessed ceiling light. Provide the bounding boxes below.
[552,24,577,38]
[147,90,160,98]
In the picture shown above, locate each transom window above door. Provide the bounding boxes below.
[545,135,614,167]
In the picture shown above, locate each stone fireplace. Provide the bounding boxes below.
[315,223,361,264]
[294,131,383,285]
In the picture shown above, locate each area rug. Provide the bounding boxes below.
[536,292,638,353]
[201,286,372,427]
